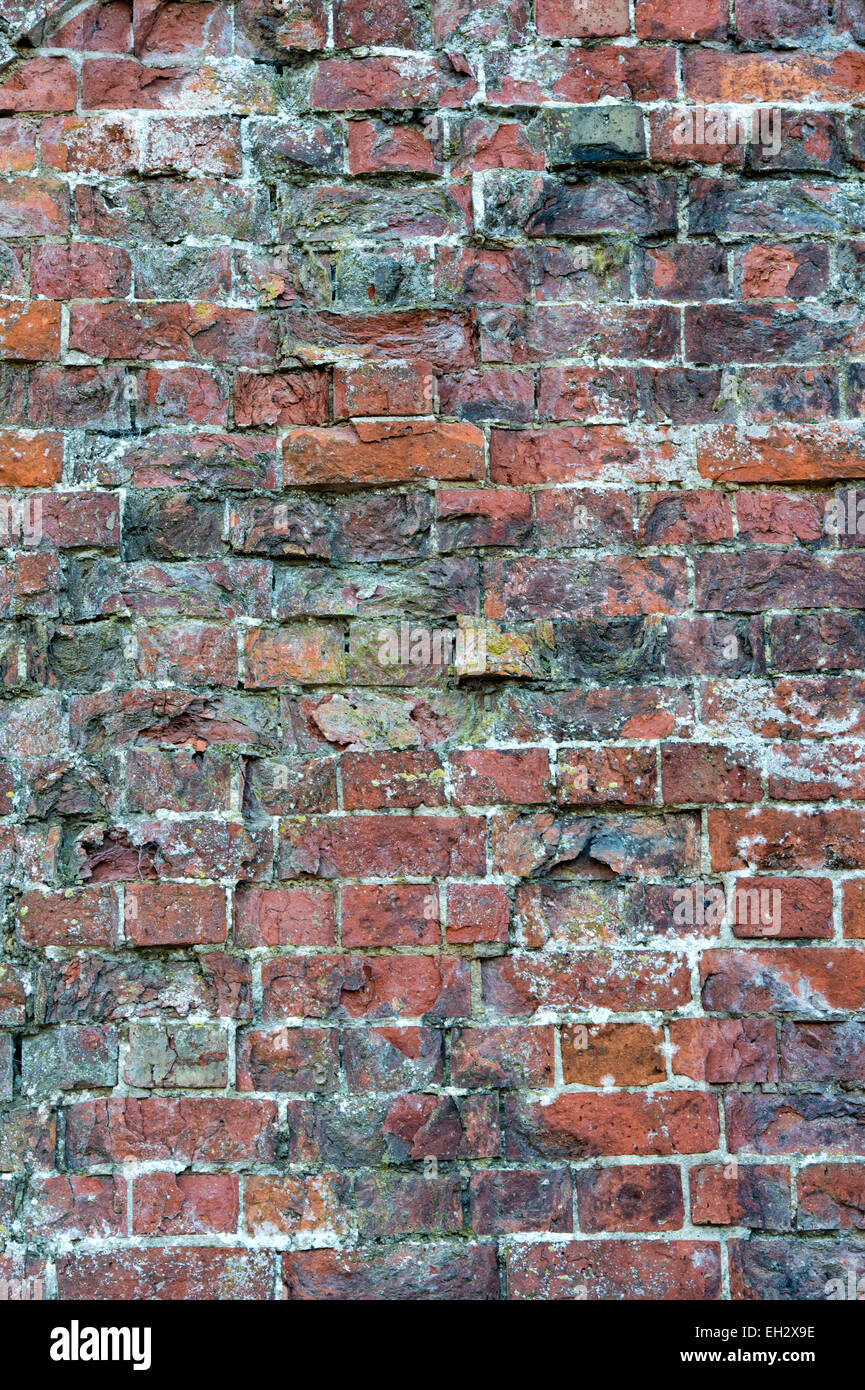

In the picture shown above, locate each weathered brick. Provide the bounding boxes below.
[670,1019,778,1083]
[283,1244,498,1300]
[451,1026,554,1088]
[484,951,690,1016]
[797,1164,865,1230]
[18,886,118,948]
[237,1027,338,1092]
[283,422,484,487]
[576,1164,684,1233]
[262,954,470,1022]
[133,1172,238,1235]
[471,1169,572,1234]
[244,1174,348,1236]
[23,1025,118,1094]
[343,1027,443,1091]
[57,1248,275,1300]
[504,1092,720,1162]
[65,1098,278,1166]
[25,1176,126,1238]
[690,1165,791,1230]
[341,883,439,946]
[124,1021,229,1088]
[561,1023,665,1086]
[125,883,227,947]
[507,1240,721,1300]
[234,886,334,947]
[637,0,727,38]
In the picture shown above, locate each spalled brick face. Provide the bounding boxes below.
[0,0,864,1306]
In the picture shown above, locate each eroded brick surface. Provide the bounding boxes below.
[0,0,864,1304]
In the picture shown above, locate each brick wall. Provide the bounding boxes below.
[1,0,865,1301]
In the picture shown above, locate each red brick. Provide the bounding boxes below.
[53,2,132,51]
[341,884,439,946]
[661,743,761,804]
[0,58,77,112]
[576,1164,684,1233]
[18,886,119,948]
[311,56,476,112]
[0,119,36,171]
[780,1021,865,1082]
[701,948,865,1013]
[471,1169,572,1234]
[133,1172,238,1234]
[739,244,829,300]
[244,625,345,686]
[561,1022,665,1086]
[125,882,226,947]
[437,487,532,547]
[356,1173,462,1237]
[262,954,470,1021]
[483,952,691,1015]
[0,432,63,487]
[6,0,865,1294]
[342,751,446,811]
[41,113,137,173]
[334,362,433,419]
[133,1,233,59]
[504,1092,720,1161]
[0,964,27,1026]
[485,556,687,620]
[507,1240,721,1299]
[236,1027,339,1091]
[649,108,744,166]
[731,876,834,939]
[449,117,544,175]
[244,1174,348,1235]
[451,1025,554,1088]
[57,1248,275,1300]
[31,242,131,299]
[234,886,334,947]
[637,489,732,543]
[450,748,550,805]
[556,746,657,806]
[699,427,865,484]
[283,421,484,487]
[490,426,675,485]
[283,1244,498,1300]
[670,1019,778,1083]
[235,370,328,428]
[683,49,865,104]
[797,1164,865,1230]
[843,880,865,938]
[65,1098,278,1166]
[0,303,61,361]
[636,0,727,39]
[446,883,509,944]
[736,490,824,544]
[536,0,629,37]
[343,1026,443,1090]
[25,1176,127,1238]
[709,807,865,871]
[487,49,677,105]
[348,121,441,175]
[767,742,865,801]
[690,1165,791,1229]
[279,814,486,878]
[69,302,278,367]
